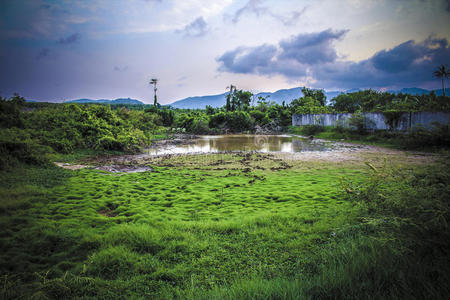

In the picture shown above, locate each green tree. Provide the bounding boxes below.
[149,78,158,107]
[433,65,449,96]
[301,87,326,106]
[225,85,235,111]
[290,97,331,114]
[233,90,252,111]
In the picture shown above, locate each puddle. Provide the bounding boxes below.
[145,134,335,155]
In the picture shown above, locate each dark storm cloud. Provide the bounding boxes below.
[217,44,277,74]
[176,17,208,37]
[217,43,308,77]
[217,30,450,89]
[371,37,448,73]
[57,33,81,45]
[371,40,423,73]
[217,29,346,76]
[279,29,348,64]
[313,36,450,89]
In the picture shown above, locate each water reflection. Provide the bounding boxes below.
[147,135,331,155]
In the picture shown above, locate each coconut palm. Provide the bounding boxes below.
[150,78,158,106]
[433,65,449,96]
[225,84,235,111]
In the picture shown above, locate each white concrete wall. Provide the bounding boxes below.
[292,112,450,130]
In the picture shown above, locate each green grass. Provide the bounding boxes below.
[0,152,449,299]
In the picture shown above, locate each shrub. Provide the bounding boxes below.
[95,136,122,151]
[348,113,375,134]
[402,123,450,148]
[300,124,324,136]
[0,128,51,168]
[226,111,252,132]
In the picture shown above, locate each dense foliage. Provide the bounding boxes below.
[0,95,163,168]
[1,86,449,168]
[330,90,450,113]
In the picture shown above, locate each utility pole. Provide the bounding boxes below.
[150,78,158,107]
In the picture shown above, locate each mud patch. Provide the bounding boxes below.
[54,162,90,170]
[95,165,152,173]
[54,162,152,173]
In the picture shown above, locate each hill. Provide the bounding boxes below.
[169,88,342,109]
[67,98,144,105]
[169,87,449,109]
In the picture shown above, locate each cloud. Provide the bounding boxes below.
[218,44,276,73]
[276,7,307,26]
[217,43,309,78]
[217,30,450,89]
[232,0,268,23]
[217,29,346,76]
[312,36,450,89]
[57,33,81,44]
[176,17,208,37]
[279,29,348,64]
[230,0,306,26]
[36,48,50,60]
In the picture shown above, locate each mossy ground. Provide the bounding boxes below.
[0,151,447,298]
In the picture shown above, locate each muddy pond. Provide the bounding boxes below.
[146,134,335,155]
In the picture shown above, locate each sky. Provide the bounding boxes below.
[0,0,449,104]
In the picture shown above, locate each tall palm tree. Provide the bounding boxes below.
[150,78,158,106]
[433,65,449,96]
[225,85,235,111]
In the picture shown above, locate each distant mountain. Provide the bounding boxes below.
[169,87,449,109]
[167,93,228,109]
[67,98,144,105]
[169,88,349,109]
[388,87,430,95]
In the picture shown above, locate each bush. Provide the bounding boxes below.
[0,97,161,161]
[402,123,450,148]
[348,113,375,134]
[226,111,252,132]
[300,124,324,136]
[95,136,122,151]
[0,129,51,168]
[208,111,253,132]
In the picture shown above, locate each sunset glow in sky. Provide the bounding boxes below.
[1,0,449,104]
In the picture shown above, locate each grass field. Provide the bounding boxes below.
[1,151,449,299]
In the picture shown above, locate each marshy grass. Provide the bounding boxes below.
[0,152,448,298]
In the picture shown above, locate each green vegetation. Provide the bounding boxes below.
[289,122,450,150]
[1,153,449,298]
[1,88,449,298]
[433,64,449,97]
[331,89,450,113]
[3,87,449,161]
[0,94,166,169]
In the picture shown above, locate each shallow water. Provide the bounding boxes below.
[146,134,333,155]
